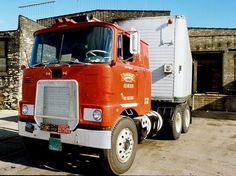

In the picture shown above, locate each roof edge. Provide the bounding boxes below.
[189,27,236,30]
[37,9,171,21]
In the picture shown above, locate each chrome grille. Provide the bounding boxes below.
[43,87,70,117]
[35,80,78,130]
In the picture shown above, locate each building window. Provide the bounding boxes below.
[0,40,7,73]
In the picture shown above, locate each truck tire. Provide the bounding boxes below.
[101,116,138,175]
[167,106,182,140]
[23,137,48,163]
[182,104,191,133]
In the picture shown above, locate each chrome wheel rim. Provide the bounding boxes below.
[116,128,134,163]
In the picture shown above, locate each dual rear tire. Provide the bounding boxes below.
[167,103,191,140]
[182,104,191,133]
[101,108,190,174]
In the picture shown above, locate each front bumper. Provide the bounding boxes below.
[18,121,111,149]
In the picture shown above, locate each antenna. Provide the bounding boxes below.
[18,1,56,19]
[19,1,56,9]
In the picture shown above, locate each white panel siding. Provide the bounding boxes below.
[119,16,192,102]
[173,16,193,99]
[118,17,175,101]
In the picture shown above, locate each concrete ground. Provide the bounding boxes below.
[0,110,236,175]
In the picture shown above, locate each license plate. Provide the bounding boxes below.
[25,122,34,133]
[40,123,58,132]
[58,124,70,134]
[49,137,62,152]
[40,123,70,134]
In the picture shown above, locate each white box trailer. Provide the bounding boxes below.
[118,16,192,103]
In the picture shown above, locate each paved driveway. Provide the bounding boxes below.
[0,110,236,175]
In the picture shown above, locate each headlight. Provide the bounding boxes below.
[21,104,34,115]
[84,108,102,122]
[93,109,102,122]
[22,104,28,115]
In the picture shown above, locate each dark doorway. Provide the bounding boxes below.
[193,52,223,93]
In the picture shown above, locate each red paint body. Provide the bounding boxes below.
[18,19,151,128]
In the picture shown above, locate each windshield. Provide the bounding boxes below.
[30,26,113,66]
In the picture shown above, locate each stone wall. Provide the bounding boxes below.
[189,28,236,93]
[0,16,43,109]
[19,16,44,67]
[189,28,236,51]
[193,94,236,112]
[18,16,44,101]
[189,28,236,111]
[0,31,19,109]
[37,9,170,27]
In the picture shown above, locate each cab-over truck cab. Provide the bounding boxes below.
[18,17,156,175]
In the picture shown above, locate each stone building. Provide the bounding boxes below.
[189,28,236,111]
[37,9,171,27]
[0,16,43,109]
[0,29,19,109]
[1,10,236,111]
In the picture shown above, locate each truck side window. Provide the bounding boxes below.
[119,34,133,62]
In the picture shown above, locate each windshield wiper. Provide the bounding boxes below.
[62,60,91,65]
[31,63,46,67]
[68,60,84,64]
[31,61,57,67]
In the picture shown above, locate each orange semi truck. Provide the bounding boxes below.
[18,15,192,175]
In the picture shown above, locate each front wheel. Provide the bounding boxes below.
[101,116,138,175]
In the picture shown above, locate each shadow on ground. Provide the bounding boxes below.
[192,110,236,120]
[0,116,107,176]
[0,115,18,123]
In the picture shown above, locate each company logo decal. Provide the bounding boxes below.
[121,93,134,101]
[121,73,136,83]
[123,83,134,89]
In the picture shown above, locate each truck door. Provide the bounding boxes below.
[116,33,147,113]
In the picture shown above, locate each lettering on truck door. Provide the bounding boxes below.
[117,33,147,112]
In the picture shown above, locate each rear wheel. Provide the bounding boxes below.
[182,104,191,133]
[167,106,182,140]
[101,116,138,175]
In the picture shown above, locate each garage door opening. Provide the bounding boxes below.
[193,52,223,94]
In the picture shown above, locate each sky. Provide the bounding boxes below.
[0,0,235,31]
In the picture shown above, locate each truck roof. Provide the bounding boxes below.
[34,18,148,45]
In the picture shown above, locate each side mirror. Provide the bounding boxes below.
[110,60,116,67]
[130,29,140,54]
[118,34,123,57]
